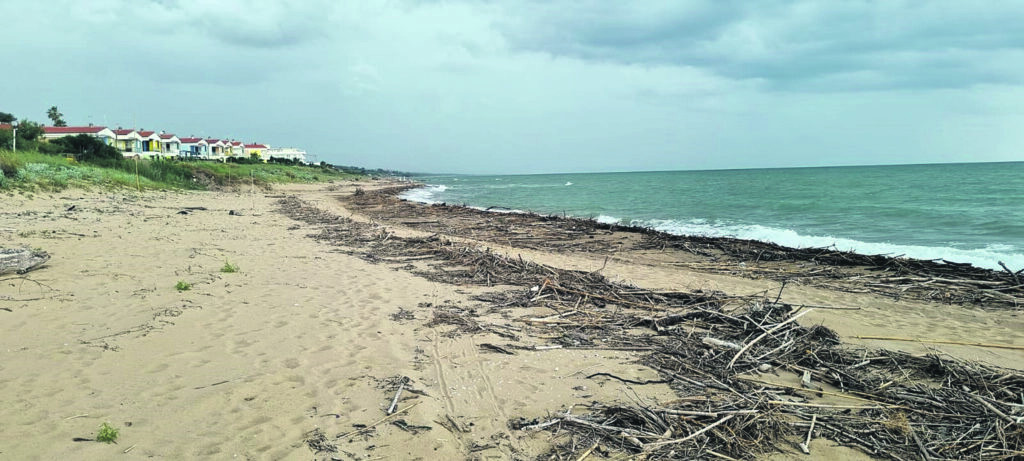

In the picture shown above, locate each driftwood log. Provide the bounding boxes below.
[0,248,50,275]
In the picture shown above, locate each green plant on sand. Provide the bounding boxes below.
[220,260,239,273]
[175,280,192,291]
[96,422,119,443]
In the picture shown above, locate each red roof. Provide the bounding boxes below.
[205,139,221,143]
[179,137,205,143]
[138,130,157,137]
[159,133,177,139]
[112,129,137,136]
[230,141,242,146]
[43,126,108,134]
[0,124,11,130]
[244,144,268,149]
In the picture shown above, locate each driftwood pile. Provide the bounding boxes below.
[337,186,1024,309]
[277,194,1024,460]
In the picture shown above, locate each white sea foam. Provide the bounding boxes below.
[595,215,621,225]
[565,182,573,186]
[399,185,447,204]
[638,219,1024,271]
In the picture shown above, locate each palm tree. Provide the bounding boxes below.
[46,106,66,127]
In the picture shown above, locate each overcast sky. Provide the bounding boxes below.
[2,1,1022,174]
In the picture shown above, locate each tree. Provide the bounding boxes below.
[50,134,122,163]
[46,106,66,127]
[0,112,14,124]
[15,119,44,141]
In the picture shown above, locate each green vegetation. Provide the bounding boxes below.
[96,422,119,444]
[175,280,192,291]
[220,260,239,273]
[0,148,362,192]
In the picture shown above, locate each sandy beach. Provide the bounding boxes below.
[2,182,1021,460]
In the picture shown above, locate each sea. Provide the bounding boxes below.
[400,162,1024,272]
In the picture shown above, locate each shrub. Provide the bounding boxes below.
[175,280,192,291]
[220,260,238,273]
[0,150,24,178]
[96,422,119,443]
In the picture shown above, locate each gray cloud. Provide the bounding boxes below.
[150,0,337,48]
[495,1,1024,90]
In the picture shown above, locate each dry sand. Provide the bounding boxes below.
[1,183,1021,460]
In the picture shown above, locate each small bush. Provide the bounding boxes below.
[175,280,192,291]
[96,422,119,444]
[220,260,238,273]
[0,151,24,178]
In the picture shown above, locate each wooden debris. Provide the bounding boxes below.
[386,377,408,415]
[0,248,50,275]
[278,192,1024,460]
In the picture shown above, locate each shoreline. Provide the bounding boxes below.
[1,182,1021,460]
[400,167,1024,274]
[382,184,1022,310]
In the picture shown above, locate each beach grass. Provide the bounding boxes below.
[0,149,362,192]
[220,260,239,273]
[96,422,119,444]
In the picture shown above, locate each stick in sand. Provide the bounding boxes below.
[337,401,421,439]
[387,378,407,415]
[798,414,817,454]
[642,414,735,451]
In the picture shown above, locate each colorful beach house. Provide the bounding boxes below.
[244,143,269,160]
[159,133,181,157]
[137,130,163,158]
[205,139,226,159]
[178,137,209,158]
[112,128,144,154]
[41,125,116,145]
[227,140,244,158]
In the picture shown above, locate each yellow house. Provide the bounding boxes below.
[112,129,144,153]
[244,143,269,161]
[137,130,163,158]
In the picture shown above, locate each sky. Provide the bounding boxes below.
[2,0,1023,174]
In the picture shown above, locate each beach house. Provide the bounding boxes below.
[159,133,181,157]
[41,126,116,145]
[205,139,225,159]
[244,143,269,160]
[178,137,208,158]
[227,140,244,158]
[137,130,163,157]
[112,129,144,154]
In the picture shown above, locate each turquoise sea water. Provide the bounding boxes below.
[402,162,1024,271]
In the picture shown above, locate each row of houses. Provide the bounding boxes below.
[35,125,307,163]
